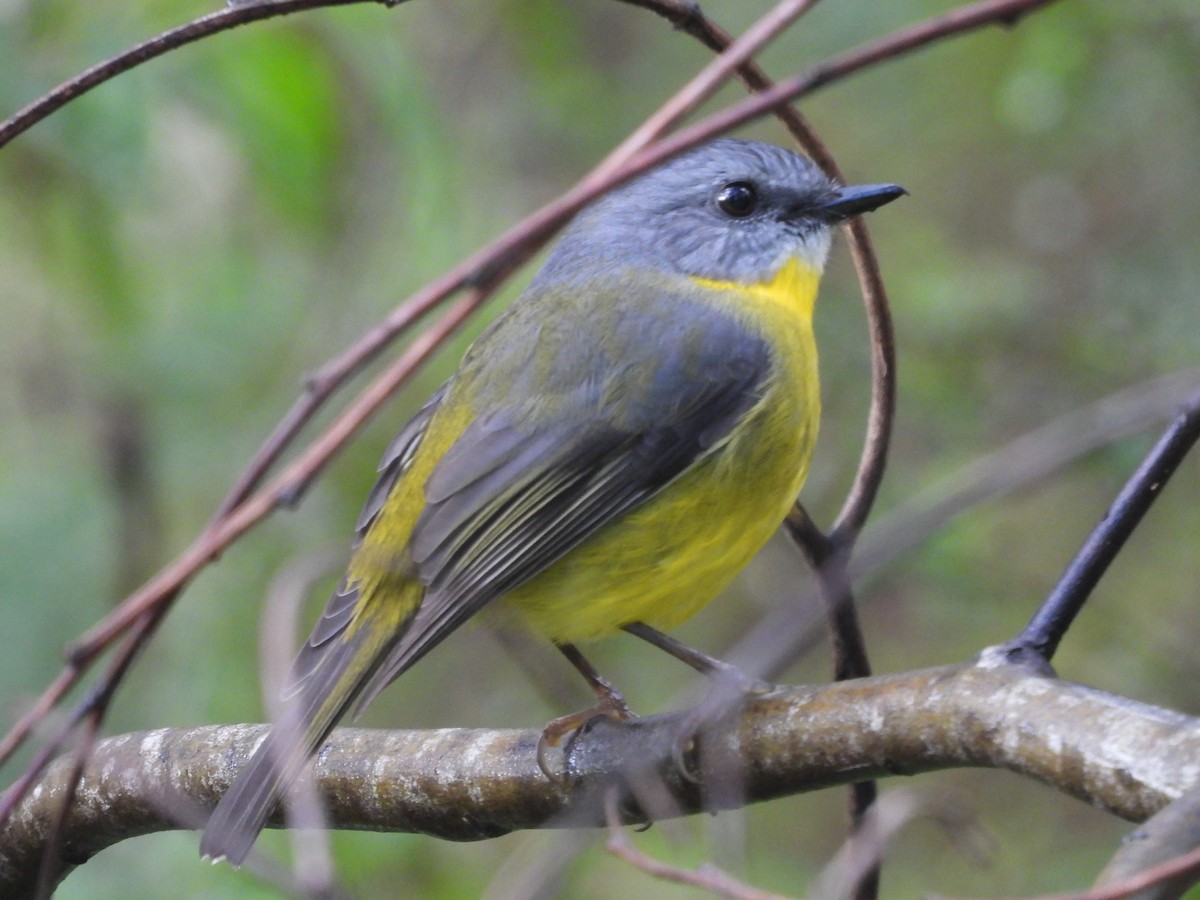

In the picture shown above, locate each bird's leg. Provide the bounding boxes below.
[558,643,634,712]
[622,622,772,694]
[537,643,635,778]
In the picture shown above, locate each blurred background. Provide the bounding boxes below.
[1,0,1198,896]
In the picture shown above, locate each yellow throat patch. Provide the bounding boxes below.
[690,256,821,322]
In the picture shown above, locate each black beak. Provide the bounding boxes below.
[812,183,907,223]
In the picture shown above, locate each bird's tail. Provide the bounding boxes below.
[199,614,399,866]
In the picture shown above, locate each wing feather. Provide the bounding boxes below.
[354,383,449,539]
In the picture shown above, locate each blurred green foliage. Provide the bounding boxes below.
[1,0,1198,896]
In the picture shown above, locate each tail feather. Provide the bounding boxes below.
[199,724,310,864]
[200,621,396,865]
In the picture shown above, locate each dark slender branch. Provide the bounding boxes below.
[783,505,832,563]
[1012,388,1200,662]
[784,507,873,685]
[0,0,406,151]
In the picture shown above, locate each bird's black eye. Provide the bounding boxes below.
[715,181,759,218]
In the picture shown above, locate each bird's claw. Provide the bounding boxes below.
[536,692,636,781]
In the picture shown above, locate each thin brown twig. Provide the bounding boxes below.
[0,670,77,773]
[596,0,822,177]
[603,790,795,900]
[0,739,73,854]
[958,842,1200,900]
[0,0,407,151]
[618,0,830,161]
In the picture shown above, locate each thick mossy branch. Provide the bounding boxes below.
[4,659,1199,896]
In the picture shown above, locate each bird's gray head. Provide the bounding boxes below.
[534,138,905,288]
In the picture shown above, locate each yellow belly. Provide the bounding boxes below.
[505,261,821,643]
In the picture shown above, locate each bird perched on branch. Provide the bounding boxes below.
[200,138,904,865]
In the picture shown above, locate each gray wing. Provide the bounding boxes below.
[353,304,772,709]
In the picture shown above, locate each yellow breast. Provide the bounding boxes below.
[506,258,822,643]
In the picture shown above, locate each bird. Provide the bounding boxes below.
[200,138,904,865]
